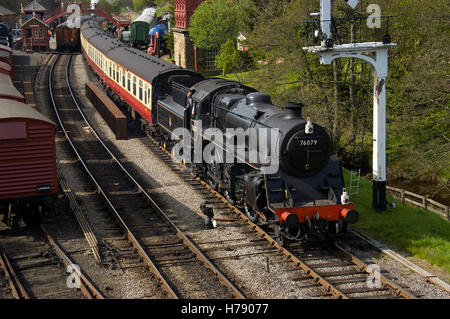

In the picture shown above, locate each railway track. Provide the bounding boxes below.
[142,128,420,299]
[346,229,450,294]
[49,53,245,299]
[0,223,103,299]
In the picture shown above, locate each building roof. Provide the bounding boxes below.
[21,15,49,28]
[0,44,12,53]
[24,0,47,12]
[132,7,156,25]
[0,73,25,102]
[0,98,55,125]
[0,50,10,59]
[0,61,12,73]
[0,4,15,16]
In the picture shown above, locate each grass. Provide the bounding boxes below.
[344,170,450,273]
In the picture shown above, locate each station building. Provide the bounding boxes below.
[21,14,50,53]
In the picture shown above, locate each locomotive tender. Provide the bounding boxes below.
[81,18,358,245]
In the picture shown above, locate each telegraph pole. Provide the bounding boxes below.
[304,0,396,210]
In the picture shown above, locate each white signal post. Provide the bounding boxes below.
[304,0,396,210]
[320,0,332,47]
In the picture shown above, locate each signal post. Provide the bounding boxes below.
[303,0,396,210]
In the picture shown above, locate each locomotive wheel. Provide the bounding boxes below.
[341,221,348,233]
[276,235,286,247]
[244,204,258,223]
[208,177,218,190]
[274,223,288,247]
[224,191,234,205]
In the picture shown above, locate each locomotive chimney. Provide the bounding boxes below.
[283,102,304,119]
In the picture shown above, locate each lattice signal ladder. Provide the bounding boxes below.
[349,168,361,198]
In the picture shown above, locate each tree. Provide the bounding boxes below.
[189,0,248,50]
[96,0,124,14]
[133,0,155,12]
[215,39,239,75]
[215,38,256,76]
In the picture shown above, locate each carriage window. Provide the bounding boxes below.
[133,76,136,96]
[148,88,151,106]
[127,73,131,91]
[145,84,148,101]
[139,80,143,101]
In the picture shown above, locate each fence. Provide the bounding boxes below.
[386,186,449,221]
[196,48,220,75]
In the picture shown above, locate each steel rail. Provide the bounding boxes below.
[57,162,102,262]
[0,227,103,299]
[333,242,417,299]
[349,229,450,294]
[40,224,105,299]
[65,55,245,299]
[49,54,179,299]
[0,252,29,299]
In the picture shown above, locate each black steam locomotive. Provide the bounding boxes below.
[157,79,359,245]
[81,18,358,246]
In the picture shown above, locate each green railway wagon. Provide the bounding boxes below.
[130,8,156,48]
